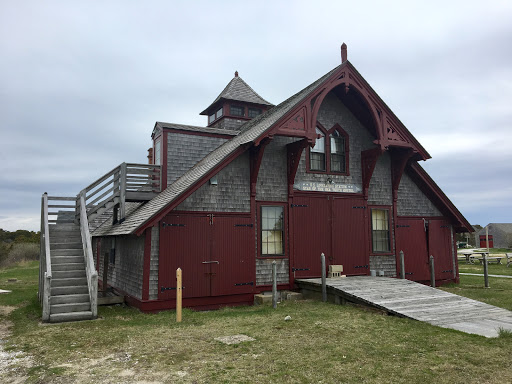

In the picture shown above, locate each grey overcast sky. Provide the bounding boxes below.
[1,1,511,232]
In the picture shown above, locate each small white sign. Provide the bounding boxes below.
[293,181,361,193]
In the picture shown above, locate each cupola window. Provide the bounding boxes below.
[230,105,244,117]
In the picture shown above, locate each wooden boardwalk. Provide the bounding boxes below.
[296,276,512,338]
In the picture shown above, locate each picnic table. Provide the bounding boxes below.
[458,250,501,264]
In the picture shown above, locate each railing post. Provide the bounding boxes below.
[483,253,490,288]
[42,273,51,322]
[272,261,277,309]
[119,162,127,222]
[430,255,435,288]
[399,250,405,279]
[321,253,327,302]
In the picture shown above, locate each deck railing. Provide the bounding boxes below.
[79,192,98,318]
[77,162,161,224]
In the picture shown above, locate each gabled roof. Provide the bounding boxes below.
[477,223,512,234]
[94,59,472,236]
[96,66,340,236]
[200,73,273,115]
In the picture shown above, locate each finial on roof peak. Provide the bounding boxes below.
[235,71,238,77]
[341,43,347,63]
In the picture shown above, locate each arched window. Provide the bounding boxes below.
[330,130,346,173]
[308,123,349,175]
[309,127,326,171]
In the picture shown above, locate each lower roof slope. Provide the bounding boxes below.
[95,65,341,236]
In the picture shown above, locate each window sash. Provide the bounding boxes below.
[261,206,284,255]
[230,105,244,116]
[371,209,390,253]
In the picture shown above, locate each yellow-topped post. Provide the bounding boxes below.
[176,268,182,322]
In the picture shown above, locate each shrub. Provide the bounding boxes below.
[0,242,39,267]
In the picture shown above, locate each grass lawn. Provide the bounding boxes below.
[1,261,512,383]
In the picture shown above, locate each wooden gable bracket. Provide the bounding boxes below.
[250,137,272,197]
[286,139,311,197]
[390,148,414,202]
[361,147,384,200]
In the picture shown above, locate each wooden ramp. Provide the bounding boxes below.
[296,276,512,338]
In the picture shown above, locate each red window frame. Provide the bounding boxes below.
[306,122,349,175]
[257,202,287,259]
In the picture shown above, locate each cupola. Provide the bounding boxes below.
[200,71,273,131]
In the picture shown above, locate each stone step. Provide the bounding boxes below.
[52,255,83,264]
[51,293,90,305]
[51,285,88,296]
[51,242,82,250]
[52,270,86,279]
[52,277,87,287]
[51,263,85,272]
[49,311,93,323]
[51,302,91,314]
[51,249,82,256]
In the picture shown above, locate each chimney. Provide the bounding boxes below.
[147,147,153,165]
[235,71,238,77]
[341,43,347,63]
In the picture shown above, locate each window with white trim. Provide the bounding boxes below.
[261,206,284,255]
[371,208,390,253]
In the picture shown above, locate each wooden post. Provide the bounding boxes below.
[399,250,405,279]
[430,255,435,288]
[321,253,327,302]
[119,162,127,222]
[483,253,490,288]
[272,261,277,309]
[176,268,182,322]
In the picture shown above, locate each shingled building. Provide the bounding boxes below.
[84,45,473,311]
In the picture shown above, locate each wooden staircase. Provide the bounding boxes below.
[48,222,93,323]
[39,163,160,323]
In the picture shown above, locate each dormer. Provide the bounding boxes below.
[200,71,274,131]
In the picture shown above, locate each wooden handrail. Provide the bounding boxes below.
[41,193,52,322]
[79,192,98,318]
[81,164,121,195]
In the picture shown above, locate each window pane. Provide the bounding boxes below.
[311,127,325,153]
[230,105,244,116]
[216,107,223,119]
[248,108,262,118]
[371,209,390,252]
[261,206,284,255]
[209,114,215,123]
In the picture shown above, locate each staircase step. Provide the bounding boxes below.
[52,270,86,279]
[51,285,88,296]
[51,302,91,314]
[49,226,80,233]
[51,263,85,272]
[51,242,82,250]
[52,277,88,287]
[51,249,83,256]
[49,235,82,243]
[51,293,90,305]
[52,255,84,264]
[49,311,93,323]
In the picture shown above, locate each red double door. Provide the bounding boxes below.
[158,213,255,300]
[395,218,454,282]
[291,195,370,278]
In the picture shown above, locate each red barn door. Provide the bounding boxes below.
[210,216,255,296]
[159,213,254,301]
[395,218,430,281]
[479,235,494,248]
[158,214,210,300]
[428,219,454,281]
[291,196,331,278]
[332,197,369,275]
